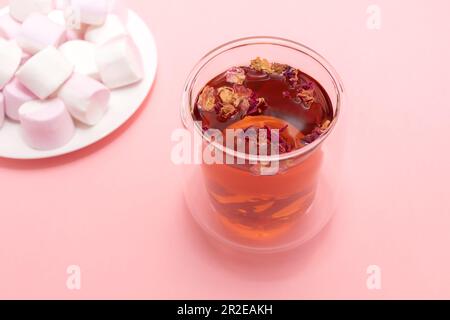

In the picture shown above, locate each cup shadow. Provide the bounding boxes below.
[0,76,158,171]
[180,199,335,282]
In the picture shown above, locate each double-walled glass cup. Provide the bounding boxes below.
[181,37,345,253]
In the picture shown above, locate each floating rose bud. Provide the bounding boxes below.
[225,67,246,85]
[217,87,235,104]
[250,57,272,73]
[218,104,237,122]
[198,86,216,112]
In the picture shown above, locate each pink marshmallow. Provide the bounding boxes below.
[16,46,74,99]
[0,39,22,89]
[58,73,110,125]
[67,0,109,26]
[17,13,66,54]
[9,0,54,22]
[96,35,143,89]
[0,93,4,128]
[0,14,22,39]
[19,98,75,150]
[3,77,37,121]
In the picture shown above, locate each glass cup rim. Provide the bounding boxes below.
[181,36,345,162]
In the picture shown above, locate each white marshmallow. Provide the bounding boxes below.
[58,73,110,125]
[17,13,66,54]
[54,0,69,10]
[67,0,109,26]
[0,93,4,128]
[48,9,88,40]
[16,46,74,99]
[0,14,22,39]
[47,9,65,26]
[59,40,99,80]
[84,14,127,45]
[96,36,143,89]
[19,98,75,150]
[0,39,23,89]
[9,0,53,22]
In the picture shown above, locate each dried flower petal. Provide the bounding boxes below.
[237,98,251,114]
[250,57,273,73]
[302,121,330,144]
[218,87,235,104]
[272,63,288,74]
[247,97,267,115]
[198,86,216,112]
[321,120,331,130]
[226,67,246,84]
[218,104,238,121]
[297,88,315,108]
[234,84,253,99]
[302,127,322,144]
[301,81,313,90]
[284,67,300,87]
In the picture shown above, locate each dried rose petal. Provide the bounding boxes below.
[247,97,267,115]
[303,120,331,143]
[237,98,251,114]
[284,67,300,87]
[302,127,322,144]
[218,104,238,122]
[272,63,288,74]
[321,120,331,130]
[250,57,273,73]
[218,87,235,104]
[301,81,313,90]
[297,88,315,108]
[198,86,216,112]
[234,84,253,99]
[226,67,246,85]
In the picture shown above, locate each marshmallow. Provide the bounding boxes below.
[96,36,143,89]
[47,9,65,26]
[9,0,53,22]
[0,39,22,89]
[19,98,75,150]
[4,77,37,121]
[0,93,4,128]
[48,9,88,40]
[54,0,69,10]
[67,0,109,26]
[0,14,22,39]
[84,14,127,45]
[17,13,66,54]
[59,40,99,79]
[17,46,73,99]
[58,73,110,125]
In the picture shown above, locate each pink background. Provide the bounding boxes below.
[1,0,450,299]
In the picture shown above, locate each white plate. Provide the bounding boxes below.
[0,8,158,160]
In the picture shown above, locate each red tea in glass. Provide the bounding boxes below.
[193,58,334,241]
